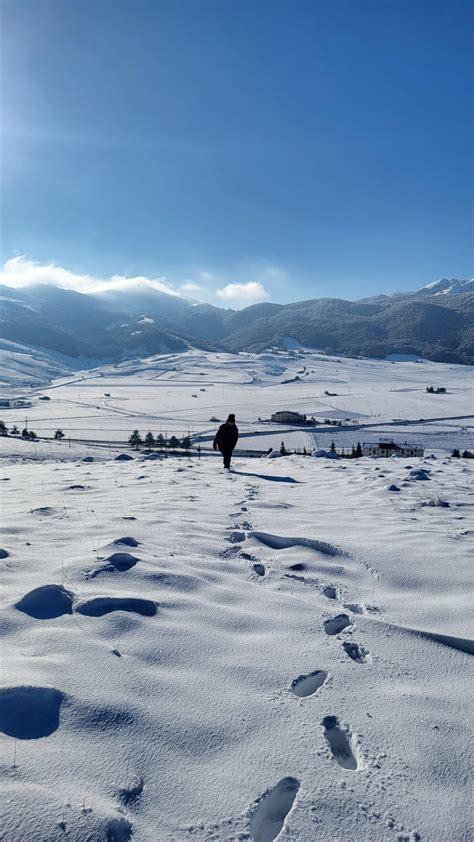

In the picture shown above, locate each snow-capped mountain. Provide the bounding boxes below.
[0,278,473,369]
[418,278,474,295]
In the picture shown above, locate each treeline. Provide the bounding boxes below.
[0,421,38,440]
[452,449,474,458]
[278,441,364,457]
[128,430,193,451]
[0,423,76,441]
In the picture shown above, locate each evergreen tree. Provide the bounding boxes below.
[181,435,192,451]
[452,448,460,458]
[462,449,472,459]
[330,440,336,453]
[169,435,179,452]
[54,429,65,440]
[144,432,155,451]
[129,430,142,450]
[29,430,37,440]
[351,445,356,458]
[10,425,19,435]
[21,427,29,438]
[0,420,8,436]
[356,442,363,458]
[156,433,164,451]
[280,441,286,455]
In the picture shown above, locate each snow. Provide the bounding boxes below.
[0,442,473,840]
[0,348,473,840]
[0,348,472,456]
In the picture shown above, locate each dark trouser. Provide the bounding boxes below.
[220,447,233,468]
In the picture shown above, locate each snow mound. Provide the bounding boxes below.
[15,584,74,619]
[419,497,450,508]
[74,596,158,617]
[114,536,140,547]
[0,686,64,739]
[406,468,431,481]
[312,449,339,459]
[251,531,344,557]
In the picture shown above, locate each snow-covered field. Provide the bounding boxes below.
[0,348,473,454]
[0,445,473,841]
[0,349,473,841]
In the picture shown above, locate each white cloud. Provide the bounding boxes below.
[199,271,214,281]
[180,281,201,293]
[0,256,181,297]
[216,281,270,303]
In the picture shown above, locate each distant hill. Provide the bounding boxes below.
[0,279,473,365]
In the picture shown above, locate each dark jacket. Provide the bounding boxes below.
[214,422,239,452]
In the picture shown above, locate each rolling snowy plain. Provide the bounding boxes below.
[0,348,473,841]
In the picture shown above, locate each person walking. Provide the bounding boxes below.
[213,413,239,469]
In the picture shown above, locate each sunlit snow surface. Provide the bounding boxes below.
[0,347,472,454]
[0,349,473,840]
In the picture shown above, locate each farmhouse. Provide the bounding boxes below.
[363,440,424,458]
[0,398,31,409]
[271,410,306,424]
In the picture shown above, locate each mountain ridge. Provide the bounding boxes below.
[0,280,473,365]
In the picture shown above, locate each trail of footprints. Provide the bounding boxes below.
[225,491,373,841]
[5,482,377,841]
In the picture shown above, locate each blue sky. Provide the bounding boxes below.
[1,0,472,306]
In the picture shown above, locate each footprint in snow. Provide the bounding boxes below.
[322,715,359,770]
[291,669,327,698]
[117,775,144,808]
[342,641,371,663]
[324,614,352,635]
[322,585,338,600]
[250,777,300,842]
[227,531,246,544]
[343,602,367,615]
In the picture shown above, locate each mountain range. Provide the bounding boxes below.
[0,278,473,366]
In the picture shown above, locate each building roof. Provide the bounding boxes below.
[363,441,423,449]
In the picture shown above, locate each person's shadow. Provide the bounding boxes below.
[230,470,300,483]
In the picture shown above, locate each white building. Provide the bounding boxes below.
[363,440,424,458]
[271,410,306,424]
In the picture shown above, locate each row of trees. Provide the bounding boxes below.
[128,430,193,451]
[0,421,38,440]
[329,441,364,457]
[452,449,473,458]
[0,422,67,440]
[278,441,364,457]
